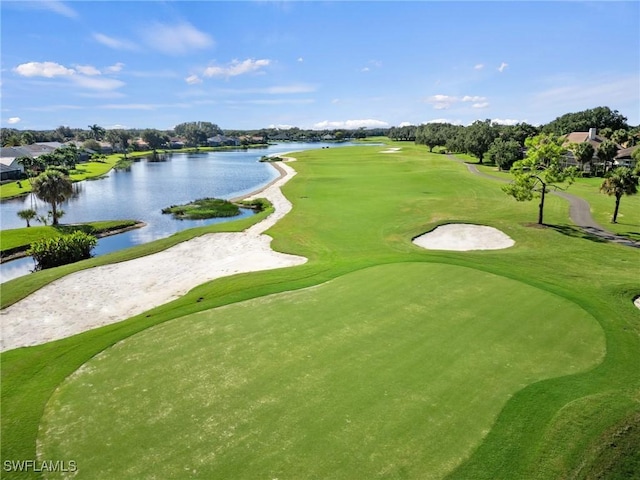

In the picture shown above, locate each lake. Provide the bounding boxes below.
[0,142,354,283]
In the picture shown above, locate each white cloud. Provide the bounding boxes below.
[268,124,295,130]
[297,57,304,62]
[93,33,139,51]
[492,118,521,126]
[71,76,125,91]
[14,61,74,78]
[105,63,125,73]
[33,1,78,19]
[141,21,214,55]
[75,65,101,76]
[204,59,271,78]
[461,95,486,103]
[424,118,463,125]
[13,61,125,91]
[313,119,389,129]
[361,67,370,72]
[7,117,21,124]
[425,94,489,110]
[425,94,458,109]
[331,99,341,104]
[398,122,415,127]
[498,62,509,73]
[474,64,484,70]
[185,74,203,85]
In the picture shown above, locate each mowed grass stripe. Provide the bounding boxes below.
[40,263,604,479]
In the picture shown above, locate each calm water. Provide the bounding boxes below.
[1,142,354,282]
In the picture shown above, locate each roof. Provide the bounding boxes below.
[563,132,606,150]
[0,146,31,160]
[0,162,21,173]
[615,145,639,159]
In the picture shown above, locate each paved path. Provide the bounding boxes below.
[446,154,640,248]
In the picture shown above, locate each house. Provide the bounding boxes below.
[562,128,623,173]
[0,147,27,180]
[614,145,639,168]
[207,135,240,147]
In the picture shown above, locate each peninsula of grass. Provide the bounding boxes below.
[2,143,639,479]
[0,220,143,260]
[161,197,240,220]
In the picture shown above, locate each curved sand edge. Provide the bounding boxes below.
[634,296,640,310]
[413,224,515,251]
[0,160,306,352]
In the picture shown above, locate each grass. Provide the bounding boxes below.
[0,221,140,255]
[474,163,640,240]
[40,263,604,479]
[161,197,240,220]
[1,141,639,479]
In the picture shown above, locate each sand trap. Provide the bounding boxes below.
[0,160,307,352]
[634,296,640,310]
[380,147,401,153]
[413,224,515,251]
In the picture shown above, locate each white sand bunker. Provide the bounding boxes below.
[634,296,640,311]
[413,224,515,251]
[380,147,401,153]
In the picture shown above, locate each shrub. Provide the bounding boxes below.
[28,231,97,271]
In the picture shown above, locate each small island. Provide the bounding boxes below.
[161,197,241,220]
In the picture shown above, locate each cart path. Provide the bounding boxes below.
[446,154,640,248]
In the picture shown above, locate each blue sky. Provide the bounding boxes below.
[1,1,638,131]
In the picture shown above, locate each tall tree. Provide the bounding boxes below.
[465,119,498,164]
[597,139,619,174]
[32,170,73,225]
[486,138,522,171]
[542,107,628,136]
[141,129,166,154]
[88,124,106,141]
[599,167,639,223]
[502,134,576,225]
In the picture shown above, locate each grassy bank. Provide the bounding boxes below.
[2,142,639,479]
[0,221,142,259]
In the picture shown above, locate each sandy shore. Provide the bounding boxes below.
[0,159,306,352]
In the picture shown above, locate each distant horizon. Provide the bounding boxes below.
[2,1,638,131]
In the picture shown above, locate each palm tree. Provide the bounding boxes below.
[32,170,73,226]
[88,124,106,141]
[17,208,37,227]
[599,167,639,223]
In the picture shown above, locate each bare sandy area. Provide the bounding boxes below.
[634,297,640,311]
[0,160,306,352]
[380,147,402,153]
[413,224,515,251]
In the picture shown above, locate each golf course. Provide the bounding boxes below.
[2,142,639,479]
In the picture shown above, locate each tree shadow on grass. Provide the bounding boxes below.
[545,224,640,248]
[542,224,609,244]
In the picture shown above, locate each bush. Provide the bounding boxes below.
[28,231,97,271]
[161,198,240,219]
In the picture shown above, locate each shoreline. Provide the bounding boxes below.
[1,157,307,352]
[0,222,147,264]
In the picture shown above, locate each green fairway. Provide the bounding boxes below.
[40,263,604,479]
[2,143,639,479]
